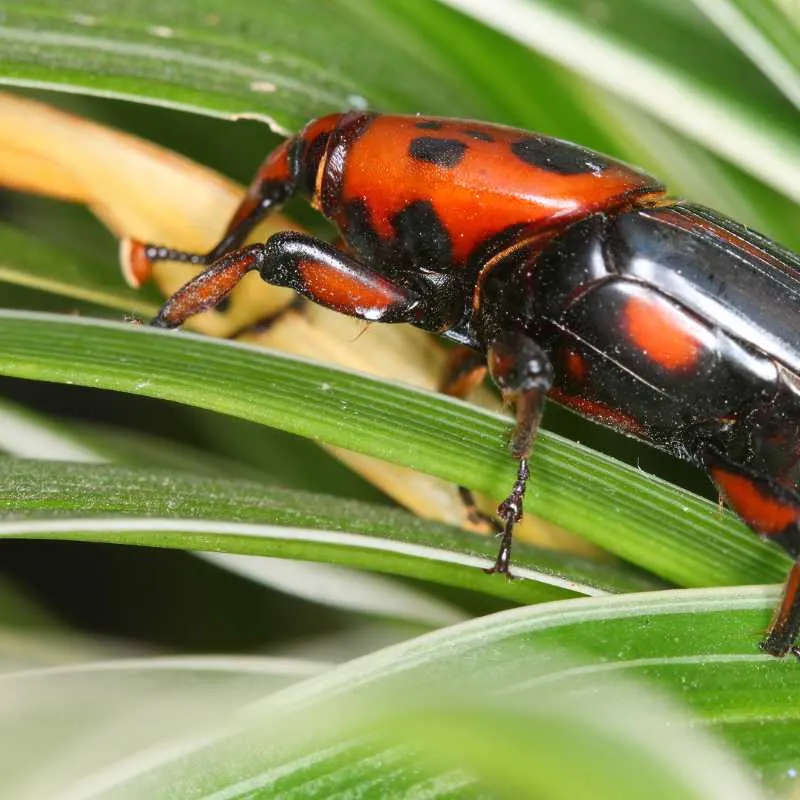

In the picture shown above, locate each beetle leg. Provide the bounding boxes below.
[484,332,555,575]
[763,561,800,660]
[441,346,488,399]
[122,145,299,287]
[438,347,497,531]
[455,487,501,532]
[122,113,347,287]
[700,443,800,657]
[153,232,426,330]
[123,178,291,287]
[150,244,265,328]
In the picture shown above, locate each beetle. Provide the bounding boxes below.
[122,111,800,658]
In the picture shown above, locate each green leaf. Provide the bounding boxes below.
[690,0,800,108]
[0,397,482,627]
[0,654,332,799]
[0,310,789,593]
[31,590,786,797]
[441,0,800,203]
[0,457,653,601]
[0,223,154,313]
[0,0,546,131]
[301,588,798,788]
[235,587,797,788]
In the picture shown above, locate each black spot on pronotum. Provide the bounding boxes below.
[462,128,494,142]
[511,136,610,175]
[409,137,467,168]
[391,200,453,272]
[415,120,444,130]
[343,198,383,266]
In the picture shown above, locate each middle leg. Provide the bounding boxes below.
[484,331,554,575]
[439,346,497,531]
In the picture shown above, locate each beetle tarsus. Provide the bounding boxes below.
[484,516,515,577]
[485,458,529,577]
[759,631,793,659]
[458,486,502,533]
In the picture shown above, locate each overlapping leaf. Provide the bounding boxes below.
[0,310,789,593]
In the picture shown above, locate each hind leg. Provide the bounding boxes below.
[438,347,498,531]
[700,442,800,657]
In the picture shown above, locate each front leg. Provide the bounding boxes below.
[152,232,427,330]
[122,114,345,287]
[485,331,554,575]
[123,138,298,288]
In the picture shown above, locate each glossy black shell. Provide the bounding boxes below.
[483,202,800,460]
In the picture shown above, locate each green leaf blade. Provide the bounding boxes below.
[0,310,788,594]
[1,457,655,601]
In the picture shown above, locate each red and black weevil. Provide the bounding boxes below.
[123,112,800,658]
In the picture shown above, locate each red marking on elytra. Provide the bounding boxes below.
[712,467,798,534]
[565,348,588,382]
[624,294,702,371]
[549,388,645,437]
